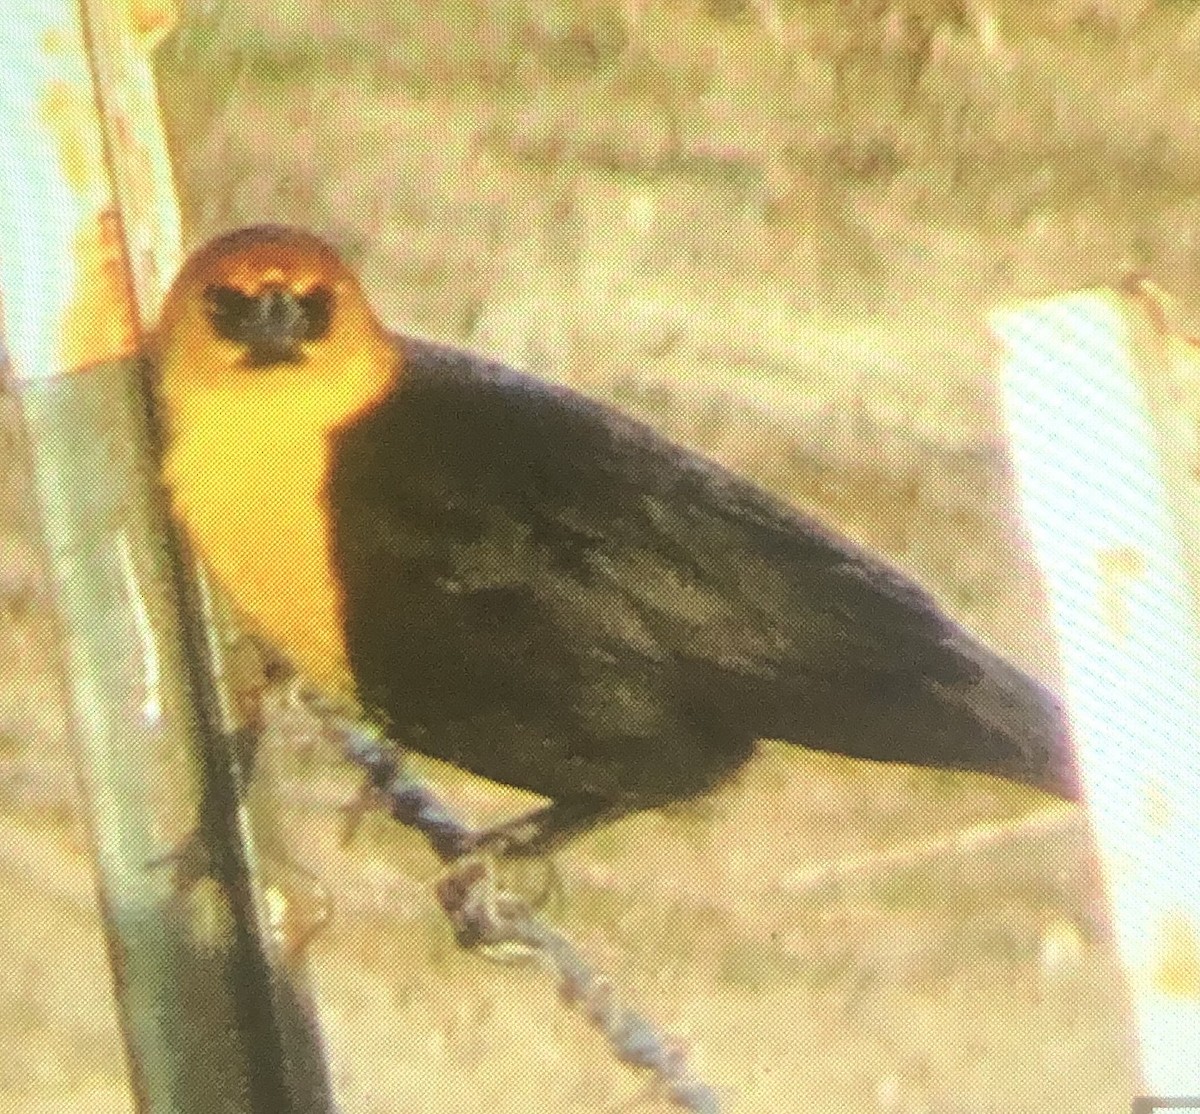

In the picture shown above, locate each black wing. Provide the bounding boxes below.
[326,338,1075,811]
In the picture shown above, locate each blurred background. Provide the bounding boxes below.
[8,0,1198,1109]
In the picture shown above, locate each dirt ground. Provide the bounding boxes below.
[12,0,1200,1109]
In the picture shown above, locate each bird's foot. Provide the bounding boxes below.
[330,732,567,924]
[288,692,717,1110]
[432,856,720,1114]
[434,855,545,962]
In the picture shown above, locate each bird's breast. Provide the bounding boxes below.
[160,377,385,696]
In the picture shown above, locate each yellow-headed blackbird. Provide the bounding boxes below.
[154,225,1078,855]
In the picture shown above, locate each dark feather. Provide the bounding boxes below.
[326,337,1077,848]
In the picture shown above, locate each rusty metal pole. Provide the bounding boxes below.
[0,2,335,1111]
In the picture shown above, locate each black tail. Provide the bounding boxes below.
[928,635,1080,801]
[768,635,1081,802]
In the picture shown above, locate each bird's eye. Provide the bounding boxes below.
[201,282,336,361]
[296,286,334,341]
[203,284,258,343]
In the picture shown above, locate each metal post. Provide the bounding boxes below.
[0,2,335,1110]
[992,290,1200,1100]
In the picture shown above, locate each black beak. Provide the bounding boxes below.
[203,283,334,366]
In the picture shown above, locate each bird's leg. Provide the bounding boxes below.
[279,683,717,1109]
[315,711,567,917]
[291,682,608,863]
[277,678,473,861]
[288,684,597,915]
[333,724,564,909]
[432,858,720,1114]
[469,794,623,858]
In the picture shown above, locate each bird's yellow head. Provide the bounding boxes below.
[152,226,401,693]
[153,225,398,436]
